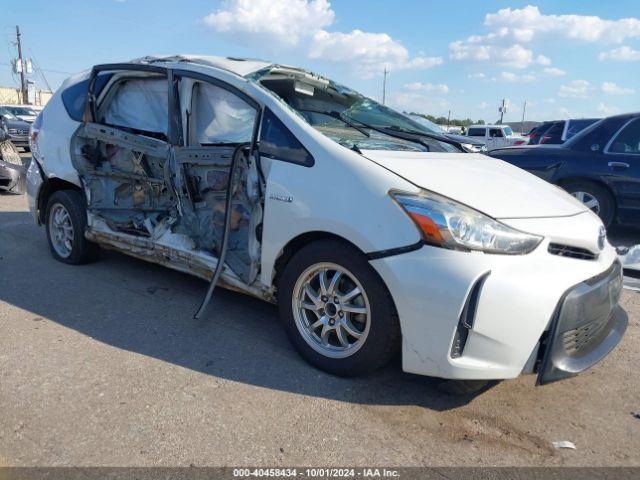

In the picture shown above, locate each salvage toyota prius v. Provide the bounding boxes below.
[26,55,627,386]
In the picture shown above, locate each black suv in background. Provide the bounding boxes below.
[490,113,640,227]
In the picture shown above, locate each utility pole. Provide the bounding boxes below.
[499,98,508,124]
[521,100,527,133]
[382,68,389,105]
[446,110,451,131]
[16,26,28,104]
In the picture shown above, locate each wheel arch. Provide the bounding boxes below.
[37,177,84,224]
[272,231,365,291]
[556,176,617,222]
[556,176,616,203]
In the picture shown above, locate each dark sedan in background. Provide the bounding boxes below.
[490,112,640,227]
[0,107,30,151]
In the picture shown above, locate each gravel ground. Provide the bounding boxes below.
[0,170,639,467]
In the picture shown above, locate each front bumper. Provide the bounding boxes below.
[370,216,625,382]
[7,134,28,148]
[536,261,626,384]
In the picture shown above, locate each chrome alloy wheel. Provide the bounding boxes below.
[292,262,371,359]
[48,202,74,258]
[571,191,601,214]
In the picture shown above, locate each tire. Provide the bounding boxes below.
[45,190,100,264]
[561,180,615,227]
[278,240,400,377]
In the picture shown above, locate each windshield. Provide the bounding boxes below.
[6,106,37,116]
[0,108,19,120]
[247,66,459,153]
[407,115,446,134]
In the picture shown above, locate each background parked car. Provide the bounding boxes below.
[0,107,30,151]
[465,124,527,150]
[407,114,487,153]
[538,118,600,144]
[527,121,555,145]
[489,112,640,227]
[0,128,25,193]
[0,105,39,123]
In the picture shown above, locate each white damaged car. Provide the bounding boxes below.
[26,55,626,386]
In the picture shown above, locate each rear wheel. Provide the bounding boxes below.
[45,190,99,264]
[278,240,400,376]
[562,181,614,227]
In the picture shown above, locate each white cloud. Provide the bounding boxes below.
[403,82,449,94]
[599,45,640,61]
[450,6,640,68]
[558,80,591,98]
[601,82,635,95]
[449,42,548,69]
[543,67,566,76]
[477,101,489,110]
[499,71,536,82]
[202,0,439,76]
[484,5,640,44]
[597,103,620,115]
[468,72,486,79]
[310,30,442,76]
[203,0,334,45]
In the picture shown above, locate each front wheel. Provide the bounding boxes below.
[278,240,400,376]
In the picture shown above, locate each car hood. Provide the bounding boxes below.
[361,150,586,219]
[3,119,30,130]
[446,133,483,145]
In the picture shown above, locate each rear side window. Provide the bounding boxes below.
[259,108,313,166]
[609,118,640,154]
[467,128,485,137]
[61,73,112,122]
[101,77,168,136]
[566,119,597,140]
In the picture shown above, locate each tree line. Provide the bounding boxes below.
[408,112,486,127]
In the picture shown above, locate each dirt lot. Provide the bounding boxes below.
[1,170,639,467]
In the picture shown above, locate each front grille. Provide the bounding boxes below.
[8,128,28,135]
[548,243,597,260]
[562,314,610,353]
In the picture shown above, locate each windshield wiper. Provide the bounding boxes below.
[340,114,430,150]
[298,108,370,137]
[383,125,463,150]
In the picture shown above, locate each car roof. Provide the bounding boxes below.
[130,54,274,77]
[469,124,510,128]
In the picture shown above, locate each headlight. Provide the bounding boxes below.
[391,190,542,254]
[461,143,487,153]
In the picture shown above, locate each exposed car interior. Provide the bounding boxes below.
[70,69,265,299]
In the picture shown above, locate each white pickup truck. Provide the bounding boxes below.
[465,124,527,151]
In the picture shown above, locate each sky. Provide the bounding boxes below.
[1,0,639,123]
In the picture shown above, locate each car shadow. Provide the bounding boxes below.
[0,208,496,411]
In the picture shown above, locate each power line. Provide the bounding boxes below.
[28,48,52,92]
